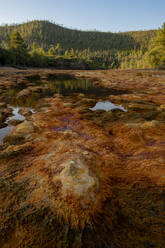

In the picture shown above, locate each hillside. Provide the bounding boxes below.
[0,20,157,51]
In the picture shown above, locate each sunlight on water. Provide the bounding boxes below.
[89,101,127,112]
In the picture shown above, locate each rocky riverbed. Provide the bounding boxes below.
[0,68,165,248]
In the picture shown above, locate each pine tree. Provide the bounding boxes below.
[48,45,57,56]
[9,30,29,65]
[64,50,70,58]
[55,43,62,55]
[148,23,165,68]
[10,30,27,51]
[0,46,7,65]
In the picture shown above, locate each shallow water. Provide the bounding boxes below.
[0,78,127,144]
[3,78,126,107]
[44,79,121,97]
[6,107,25,122]
[90,101,127,112]
[0,126,13,145]
[0,106,32,145]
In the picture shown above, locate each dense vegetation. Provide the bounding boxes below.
[0,20,157,51]
[0,20,164,69]
[147,23,165,69]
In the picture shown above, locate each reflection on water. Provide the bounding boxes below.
[90,101,127,112]
[44,79,111,96]
[4,88,40,108]
[3,79,122,107]
[0,78,127,144]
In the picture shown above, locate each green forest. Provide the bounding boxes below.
[0,20,164,69]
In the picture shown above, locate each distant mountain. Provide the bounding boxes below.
[0,20,157,52]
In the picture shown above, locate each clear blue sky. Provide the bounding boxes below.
[0,0,164,32]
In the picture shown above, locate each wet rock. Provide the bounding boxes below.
[12,120,36,135]
[0,107,12,116]
[55,159,98,197]
[16,78,29,87]
[0,114,6,128]
[3,134,25,145]
[78,98,96,106]
[0,102,7,108]
[54,93,63,98]
[27,86,43,93]
[2,80,16,88]
[19,108,33,117]
[0,108,12,127]
[77,93,85,98]
[141,110,158,121]
[8,119,23,126]
[0,95,7,102]
[4,121,37,145]
[128,103,156,111]
[158,104,165,111]
[17,88,31,98]
[0,143,33,158]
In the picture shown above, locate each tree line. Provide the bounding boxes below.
[0,20,157,51]
[0,20,164,69]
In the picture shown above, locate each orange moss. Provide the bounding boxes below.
[0,69,165,247]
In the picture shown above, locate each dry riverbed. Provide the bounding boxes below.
[0,67,165,248]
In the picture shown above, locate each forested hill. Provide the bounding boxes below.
[0,20,157,51]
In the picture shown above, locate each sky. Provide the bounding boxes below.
[0,0,164,32]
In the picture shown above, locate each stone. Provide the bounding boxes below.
[13,120,36,135]
[0,102,7,108]
[19,108,33,117]
[17,88,31,98]
[8,119,23,126]
[54,159,97,197]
